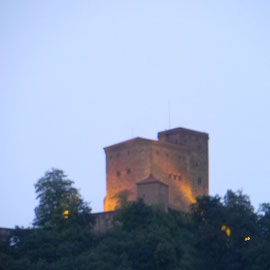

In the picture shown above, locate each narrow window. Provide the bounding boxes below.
[174,175,177,180]
[169,174,172,179]
[178,176,182,181]
[127,168,131,174]
[198,177,202,185]
[116,171,121,177]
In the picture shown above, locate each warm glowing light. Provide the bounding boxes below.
[221,225,231,237]
[104,189,134,211]
[63,210,69,219]
[180,182,196,204]
[104,195,119,211]
[244,236,251,241]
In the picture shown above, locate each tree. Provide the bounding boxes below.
[33,168,93,228]
[9,169,95,269]
[8,172,270,270]
[190,191,261,270]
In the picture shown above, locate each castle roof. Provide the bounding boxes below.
[104,127,209,152]
[136,175,168,187]
[104,137,153,151]
[158,127,209,139]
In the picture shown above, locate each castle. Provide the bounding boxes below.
[103,127,209,212]
[0,127,209,235]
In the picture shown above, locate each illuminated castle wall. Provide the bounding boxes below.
[104,127,209,212]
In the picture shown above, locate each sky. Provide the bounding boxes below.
[1,0,270,228]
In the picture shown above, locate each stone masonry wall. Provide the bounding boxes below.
[157,128,209,210]
[137,181,169,211]
[0,228,12,242]
[104,128,209,212]
[104,138,152,211]
[92,211,115,232]
[151,141,192,211]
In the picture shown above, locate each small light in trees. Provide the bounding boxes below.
[63,210,69,219]
[221,225,231,237]
[244,236,251,241]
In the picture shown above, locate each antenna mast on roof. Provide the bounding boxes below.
[168,100,171,129]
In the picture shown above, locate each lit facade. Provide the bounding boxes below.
[104,127,209,212]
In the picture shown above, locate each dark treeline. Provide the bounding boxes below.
[1,169,270,270]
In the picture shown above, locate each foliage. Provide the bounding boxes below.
[33,168,92,228]
[3,178,270,270]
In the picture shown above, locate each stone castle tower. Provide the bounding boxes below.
[104,127,209,212]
